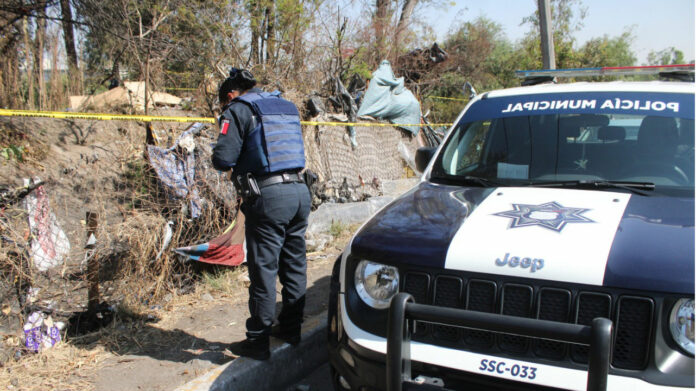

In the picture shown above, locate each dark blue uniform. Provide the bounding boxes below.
[213,88,310,341]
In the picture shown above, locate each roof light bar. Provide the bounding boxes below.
[516,64,695,78]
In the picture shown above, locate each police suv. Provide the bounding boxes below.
[327,65,695,391]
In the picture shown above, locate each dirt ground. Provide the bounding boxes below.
[0,113,352,391]
[1,250,341,391]
[93,250,340,391]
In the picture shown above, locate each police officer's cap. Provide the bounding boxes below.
[219,68,257,102]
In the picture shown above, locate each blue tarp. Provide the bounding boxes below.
[147,123,204,218]
[357,60,421,135]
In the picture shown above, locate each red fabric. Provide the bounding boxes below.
[220,120,229,135]
[199,211,245,266]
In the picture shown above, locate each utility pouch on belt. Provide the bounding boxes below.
[303,169,317,193]
[236,172,261,200]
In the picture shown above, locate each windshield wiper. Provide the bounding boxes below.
[455,175,503,187]
[527,180,655,196]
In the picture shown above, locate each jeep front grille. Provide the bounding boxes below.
[402,272,655,370]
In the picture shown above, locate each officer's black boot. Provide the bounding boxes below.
[229,336,270,360]
[271,323,301,346]
[274,298,304,346]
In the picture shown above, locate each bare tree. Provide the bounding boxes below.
[22,16,35,109]
[249,0,263,65]
[373,0,390,58]
[60,0,80,92]
[265,0,274,65]
[32,4,47,109]
[394,0,417,51]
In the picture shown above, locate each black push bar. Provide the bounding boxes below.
[387,292,613,391]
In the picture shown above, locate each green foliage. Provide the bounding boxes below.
[647,47,686,65]
[349,61,374,80]
[78,0,246,94]
[522,0,587,43]
[0,145,24,162]
[422,16,519,123]
[329,220,348,238]
[438,17,515,90]
[123,159,151,207]
[419,1,648,123]
[579,31,636,68]
[124,159,146,182]
[65,0,685,125]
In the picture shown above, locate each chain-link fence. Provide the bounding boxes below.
[0,114,415,340]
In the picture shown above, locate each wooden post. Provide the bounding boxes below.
[85,212,99,315]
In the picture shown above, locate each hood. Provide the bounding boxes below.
[603,195,694,293]
[351,182,492,266]
[350,182,694,294]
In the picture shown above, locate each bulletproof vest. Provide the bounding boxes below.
[234,91,305,176]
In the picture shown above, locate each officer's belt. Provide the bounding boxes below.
[256,171,304,188]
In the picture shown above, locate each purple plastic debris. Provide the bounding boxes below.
[22,311,61,352]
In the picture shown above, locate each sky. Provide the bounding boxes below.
[421,0,695,65]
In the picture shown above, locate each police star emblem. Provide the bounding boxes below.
[493,201,594,232]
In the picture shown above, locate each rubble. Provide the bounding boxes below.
[69,81,182,111]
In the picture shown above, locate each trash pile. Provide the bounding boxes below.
[0,119,245,357]
[304,61,425,143]
[396,42,449,84]
[69,81,182,111]
[0,59,441,357]
[144,122,247,267]
[299,60,445,209]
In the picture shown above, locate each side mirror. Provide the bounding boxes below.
[463,81,477,100]
[415,147,437,173]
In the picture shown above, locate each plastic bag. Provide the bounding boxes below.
[357,60,421,135]
[23,311,62,352]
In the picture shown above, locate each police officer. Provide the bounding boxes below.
[212,68,311,360]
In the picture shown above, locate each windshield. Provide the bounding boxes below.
[432,111,695,194]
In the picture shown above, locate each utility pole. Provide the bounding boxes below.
[538,0,556,69]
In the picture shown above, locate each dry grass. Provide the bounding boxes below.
[199,267,249,299]
[0,285,245,391]
[0,118,242,389]
[0,222,346,391]
[0,113,362,390]
[0,342,109,391]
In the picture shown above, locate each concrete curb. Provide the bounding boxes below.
[174,312,328,391]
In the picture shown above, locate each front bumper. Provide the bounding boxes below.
[329,331,572,391]
[331,293,692,391]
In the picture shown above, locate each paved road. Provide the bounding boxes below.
[284,362,332,391]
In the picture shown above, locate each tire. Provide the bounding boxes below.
[327,254,341,346]
[330,363,351,391]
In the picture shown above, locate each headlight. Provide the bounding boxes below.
[354,260,399,309]
[669,298,694,355]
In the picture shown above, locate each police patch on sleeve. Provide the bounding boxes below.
[220,120,230,135]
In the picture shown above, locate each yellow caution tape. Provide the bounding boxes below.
[0,108,216,123]
[0,109,453,127]
[425,96,468,102]
[165,87,197,91]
